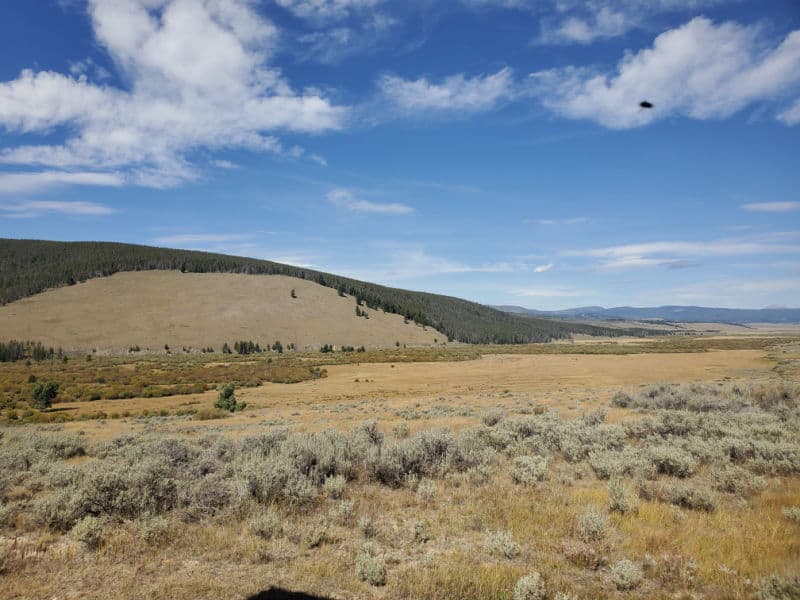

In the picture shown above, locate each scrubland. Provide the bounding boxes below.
[1,337,799,599]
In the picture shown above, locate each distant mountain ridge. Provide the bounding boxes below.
[493,305,800,324]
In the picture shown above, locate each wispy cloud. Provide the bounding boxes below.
[0,200,116,218]
[530,18,800,128]
[379,68,515,114]
[533,262,554,273]
[568,235,800,270]
[327,188,414,215]
[742,201,800,213]
[0,171,124,194]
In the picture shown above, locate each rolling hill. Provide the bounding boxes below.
[0,238,660,349]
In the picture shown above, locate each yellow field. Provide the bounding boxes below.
[1,337,799,599]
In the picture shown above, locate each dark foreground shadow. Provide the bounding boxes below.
[247,588,331,600]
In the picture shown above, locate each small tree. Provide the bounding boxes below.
[31,381,59,410]
[214,383,246,412]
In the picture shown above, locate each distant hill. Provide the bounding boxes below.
[494,304,800,324]
[0,239,661,346]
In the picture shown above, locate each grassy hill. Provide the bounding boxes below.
[0,238,660,345]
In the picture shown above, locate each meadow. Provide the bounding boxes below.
[1,336,799,599]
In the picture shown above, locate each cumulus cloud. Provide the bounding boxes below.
[530,18,800,128]
[742,201,800,213]
[380,68,515,114]
[0,200,116,218]
[0,0,347,188]
[327,188,414,215]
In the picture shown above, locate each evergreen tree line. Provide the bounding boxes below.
[1,239,662,344]
[0,340,57,363]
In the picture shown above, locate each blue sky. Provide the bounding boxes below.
[1,0,799,310]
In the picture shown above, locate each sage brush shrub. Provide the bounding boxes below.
[513,572,546,600]
[355,544,386,586]
[611,558,643,590]
[578,508,608,543]
[756,574,800,600]
[782,506,800,523]
[608,478,635,514]
[71,515,104,550]
[710,464,766,496]
[485,530,521,559]
[250,509,282,540]
[510,455,549,485]
[647,445,697,478]
[323,474,346,499]
[638,480,718,512]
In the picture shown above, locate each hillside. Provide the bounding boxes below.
[495,304,800,324]
[0,238,659,345]
[0,271,442,352]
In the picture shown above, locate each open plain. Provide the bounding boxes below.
[1,336,799,600]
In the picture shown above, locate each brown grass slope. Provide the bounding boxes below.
[0,271,442,352]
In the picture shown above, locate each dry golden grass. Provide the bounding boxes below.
[1,338,799,599]
[0,271,442,352]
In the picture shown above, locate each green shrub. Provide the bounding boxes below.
[31,381,58,410]
[214,384,246,412]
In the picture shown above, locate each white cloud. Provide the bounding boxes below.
[380,68,515,114]
[568,235,800,270]
[0,0,347,187]
[0,200,116,218]
[533,262,554,273]
[211,160,239,170]
[0,170,124,194]
[530,18,800,128]
[327,188,413,215]
[539,7,629,45]
[276,0,382,22]
[742,201,800,213]
[777,97,800,125]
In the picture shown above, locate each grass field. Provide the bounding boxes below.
[1,336,799,599]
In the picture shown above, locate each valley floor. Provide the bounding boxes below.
[1,337,799,599]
